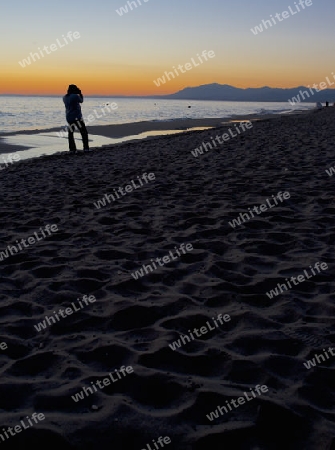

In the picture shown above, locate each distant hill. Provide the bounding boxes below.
[153,83,335,103]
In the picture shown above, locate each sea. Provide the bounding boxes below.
[0,96,314,160]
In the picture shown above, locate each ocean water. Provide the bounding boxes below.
[0,96,314,134]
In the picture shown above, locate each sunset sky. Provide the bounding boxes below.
[1,0,334,96]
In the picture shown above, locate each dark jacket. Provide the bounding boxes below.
[63,93,83,123]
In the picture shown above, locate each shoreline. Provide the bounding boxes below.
[0,109,311,137]
[0,109,312,157]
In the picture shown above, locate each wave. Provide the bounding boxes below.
[0,111,15,117]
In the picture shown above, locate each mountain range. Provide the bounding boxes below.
[152,83,335,103]
[3,83,335,102]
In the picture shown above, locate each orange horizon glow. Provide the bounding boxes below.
[2,63,334,96]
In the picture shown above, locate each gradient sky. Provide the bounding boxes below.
[1,0,335,96]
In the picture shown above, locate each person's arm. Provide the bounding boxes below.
[77,89,83,103]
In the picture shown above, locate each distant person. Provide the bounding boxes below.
[63,84,90,153]
[326,101,329,107]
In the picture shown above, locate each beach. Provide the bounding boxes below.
[0,107,335,449]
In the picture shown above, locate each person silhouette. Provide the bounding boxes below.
[63,84,90,152]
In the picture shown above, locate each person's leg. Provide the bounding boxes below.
[77,119,89,150]
[67,121,77,151]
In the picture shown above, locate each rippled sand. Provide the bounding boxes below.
[0,108,334,449]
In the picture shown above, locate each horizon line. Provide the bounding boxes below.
[1,82,335,97]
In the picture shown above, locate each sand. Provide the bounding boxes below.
[0,107,334,449]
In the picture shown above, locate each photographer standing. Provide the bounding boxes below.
[63,84,90,152]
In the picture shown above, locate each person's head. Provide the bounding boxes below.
[67,84,80,95]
